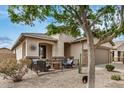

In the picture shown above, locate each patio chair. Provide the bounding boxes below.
[31,58,39,71]
[62,58,74,68]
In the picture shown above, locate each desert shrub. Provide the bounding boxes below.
[0,58,31,82]
[105,64,115,71]
[111,74,121,81]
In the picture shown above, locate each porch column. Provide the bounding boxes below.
[120,51,123,61]
[109,50,112,63]
[57,41,64,57]
[114,50,118,62]
[52,44,57,57]
[25,39,28,57]
[22,41,26,59]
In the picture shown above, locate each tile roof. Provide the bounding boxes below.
[71,37,86,43]
[21,33,57,41]
[11,33,57,50]
[113,40,124,49]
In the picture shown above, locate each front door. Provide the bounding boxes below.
[39,44,46,58]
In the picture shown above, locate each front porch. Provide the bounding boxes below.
[22,38,54,60]
[28,57,79,75]
[21,37,75,59]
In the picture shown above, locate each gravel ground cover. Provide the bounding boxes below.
[0,63,124,88]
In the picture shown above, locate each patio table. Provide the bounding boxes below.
[52,62,61,70]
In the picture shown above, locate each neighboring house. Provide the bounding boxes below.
[11,33,112,65]
[0,48,16,60]
[112,41,124,62]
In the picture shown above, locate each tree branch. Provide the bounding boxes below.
[61,5,83,26]
[95,6,124,48]
[90,12,103,28]
[95,32,116,48]
[61,5,75,18]
[68,5,84,25]
[90,6,115,28]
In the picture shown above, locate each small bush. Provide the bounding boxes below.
[111,74,121,81]
[0,58,31,82]
[105,64,115,71]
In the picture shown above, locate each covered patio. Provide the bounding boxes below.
[21,36,78,73]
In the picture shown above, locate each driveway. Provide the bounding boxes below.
[96,62,124,71]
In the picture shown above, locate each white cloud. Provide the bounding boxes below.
[0,37,12,48]
[113,35,124,42]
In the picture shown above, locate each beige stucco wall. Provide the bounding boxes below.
[83,38,112,50]
[52,43,57,56]
[112,50,118,61]
[14,37,55,60]
[64,43,71,58]
[46,45,52,59]
[14,33,111,63]
[26,38,39,57]
[117,43,124,51]
[112,44,124,62]
[51,33,75,57]
[14,33,76,60]
[22,42,26,59]
[70,42,82,59]
[70,41,110,64]
[16,42,23,60]
[26,37,54,59]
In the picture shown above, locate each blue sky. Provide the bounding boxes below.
[0,5,124,48]
[0,5,53,48]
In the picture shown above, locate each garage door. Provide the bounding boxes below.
[82,49,109,65]
[95,49,109,64]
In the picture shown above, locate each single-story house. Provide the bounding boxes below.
[11,33,112,65]
[112,40,124,62]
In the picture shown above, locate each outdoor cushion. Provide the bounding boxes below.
[62,59,74,68]
[67,59,73,64]
[32,59,39,64]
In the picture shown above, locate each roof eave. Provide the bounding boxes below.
[11,34,58,51]
[11,35,25,51]
[24,35,58,42]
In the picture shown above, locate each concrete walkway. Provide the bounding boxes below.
[96,62,124,72]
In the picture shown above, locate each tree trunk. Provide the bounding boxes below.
[81,9,96,87]
[78,53,82,74]
[86,31,95,88]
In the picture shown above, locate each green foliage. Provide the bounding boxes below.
[47,24,81,37]
[105,64,115,71]
[8,5,51,26]
[0,58,31,82]
[111,74,121,81]
[7,5,123,39]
